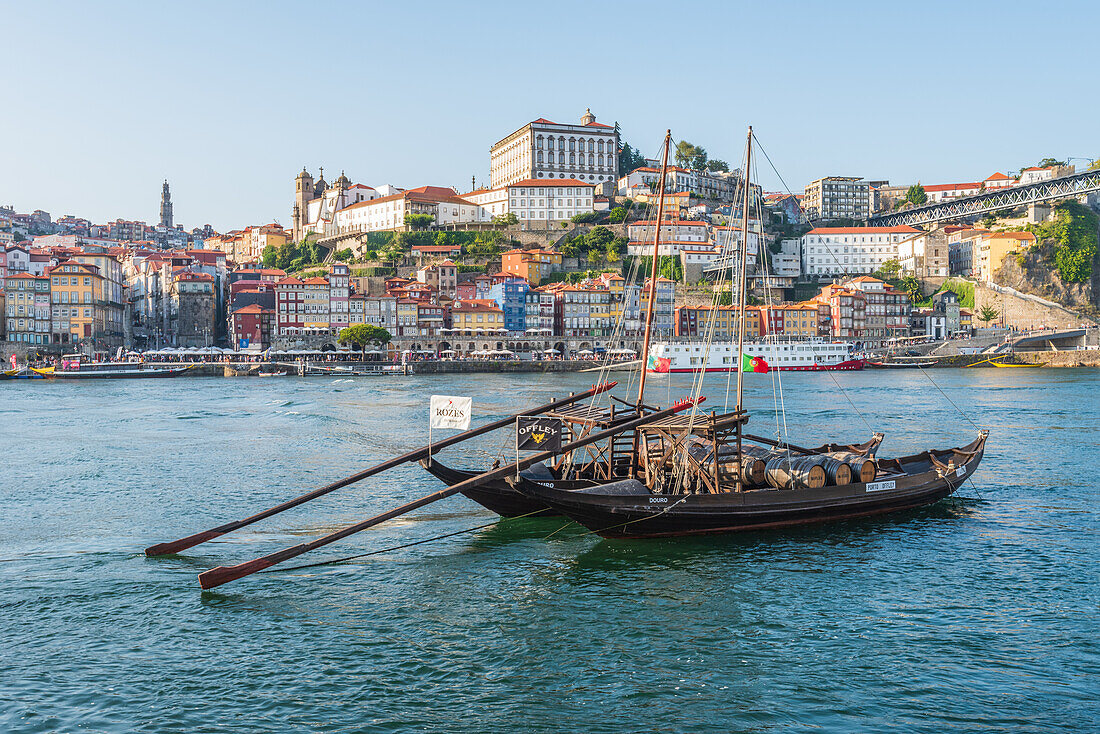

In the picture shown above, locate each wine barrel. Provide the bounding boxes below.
[764,455,826,489]
[826,451,877,483]
[818,456,854,486]
[737,455,767,485]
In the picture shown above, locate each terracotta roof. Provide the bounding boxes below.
[985,231,1036,241]
[232,304,274,314]
[506,178,595,188]
[922,182,980,192]
[985,172,1012,181]
[175,271,214,282]
[807,226,921,235]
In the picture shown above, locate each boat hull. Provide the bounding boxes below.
[418,460,560,517]
[515,435,986,538]
[41,367,189,379]
[657,359,865,374]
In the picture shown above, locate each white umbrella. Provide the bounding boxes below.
[544,348,561,354]
[578,349,594,355]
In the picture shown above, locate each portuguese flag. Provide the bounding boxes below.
[741,353,769,373]
[647,355,671,373]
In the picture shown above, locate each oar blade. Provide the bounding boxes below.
[145,530,224,557]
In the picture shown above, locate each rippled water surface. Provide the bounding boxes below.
[1,370,1097,732]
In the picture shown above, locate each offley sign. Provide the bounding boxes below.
[430,395,472,431]
[516,416,564,452]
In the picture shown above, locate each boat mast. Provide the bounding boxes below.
[735,126,753,416]
[636,130,672,406]
[733,126,753,492]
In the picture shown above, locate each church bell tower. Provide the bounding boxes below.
[159,180,173,228]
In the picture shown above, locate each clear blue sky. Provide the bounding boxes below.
[2,0,1095,232]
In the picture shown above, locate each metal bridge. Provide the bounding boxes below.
[868,169,1100,227]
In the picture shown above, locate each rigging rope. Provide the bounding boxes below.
[259,508,549,573]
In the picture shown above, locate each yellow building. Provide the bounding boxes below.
[301,277,330,331]
[48,260,105,344]
[675,305,760,339]
[978,231,1035,282]
[450,301,504,334]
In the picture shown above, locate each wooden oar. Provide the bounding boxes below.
[197,397,699,589]
[146,381,617,557]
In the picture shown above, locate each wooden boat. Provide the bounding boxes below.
[514,432,988,538]
[256,371,287,377]
[989,361,1045,368]
[35,365,190,379]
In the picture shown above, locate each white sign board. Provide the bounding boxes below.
[430,395,472,431]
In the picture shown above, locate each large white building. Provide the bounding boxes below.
[490,109,619,193]
[617,166,739,202]
[333,186,482,234]
[463,179,595,226]
[801,226,922,277]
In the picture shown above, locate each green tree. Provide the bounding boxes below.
[333,248,353,262]
[608,206,628,224]
[338,324,392,355]
[873,258,901,282]
[404,213,435,230]
[491,212,518,225]
[1088,158,1100,171]
[898,274,923,302]
[605,243,621,263]
[586,249,601,266]
[615,122,649,175]
[585,226,615,249]
[1037,158,1066,168]
[977,305,1000,325]
[261,245,278,268]
[675,140,708,170]
[570,211,598,224]
[708,159,730,173]
[1029,200,1099,283]
[906,183,928,206]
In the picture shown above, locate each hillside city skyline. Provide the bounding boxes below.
[3,2,1097,231]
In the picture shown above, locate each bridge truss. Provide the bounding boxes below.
[868,170,1100,227]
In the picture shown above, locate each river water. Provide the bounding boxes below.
[1,369,1097,733]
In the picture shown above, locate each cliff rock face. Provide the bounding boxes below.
[994,238,1098,309]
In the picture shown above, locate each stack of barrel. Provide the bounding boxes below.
[736,445,877,490]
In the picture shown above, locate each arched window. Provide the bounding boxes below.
[536,135,544,149]
[570,153,575,164]
[598,140,604,153]
[558,136,565,150]
[588,153,594,166]
[558,152,565,164]
[598,154,604,166]
[588,139,595,152]
[569,138,576,151]
[537,151,543,163]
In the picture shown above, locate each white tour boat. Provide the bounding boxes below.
[647,337,865,373]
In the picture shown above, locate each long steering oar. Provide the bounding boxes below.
[146,382,616,557]
[198,397,700,589]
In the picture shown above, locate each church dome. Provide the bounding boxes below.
[296,167,312,180]
[334,170,351,188]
